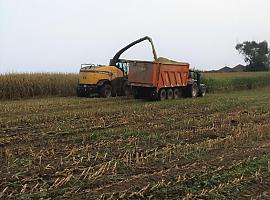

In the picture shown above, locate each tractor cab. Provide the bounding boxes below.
[189,70,202,84]
[188,70,206,97]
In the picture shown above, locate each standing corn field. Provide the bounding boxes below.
[0,73,78,100]
[202,71,270,93]
[0,72,270,100]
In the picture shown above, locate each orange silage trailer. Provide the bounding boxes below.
[128,60,205,100]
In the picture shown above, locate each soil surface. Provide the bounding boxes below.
[1,87,270,199]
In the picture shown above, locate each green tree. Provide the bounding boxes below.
[236,41,270,71]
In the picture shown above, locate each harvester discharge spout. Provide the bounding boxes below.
[110,36,157,66]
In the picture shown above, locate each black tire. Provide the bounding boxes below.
[173,88,181,99]
[158,88,167,101]
[133,88,140,99]
[167,88,174,100]
[122,82,131,96]
[76,87,85,97]
[99,84,112,98]
[199,90,206,97]
[198,84,206,97]
[188,82,198,97]
[148,89,158,101]
[134,92,141,99]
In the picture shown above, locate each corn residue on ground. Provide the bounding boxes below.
[1,87,270,199]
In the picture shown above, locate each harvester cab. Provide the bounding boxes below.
[115,59,129,76]
[77,36,157,98]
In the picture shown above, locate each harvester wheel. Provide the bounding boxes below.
[158,88,167,101]
[173,88,181,99]
[122,82,131,96]
[167,89,174,100]
[76,87,86,97]
[99,84,112,98]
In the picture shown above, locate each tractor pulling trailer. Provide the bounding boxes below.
[128,59,206,100]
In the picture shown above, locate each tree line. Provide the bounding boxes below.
[236,41,270,71]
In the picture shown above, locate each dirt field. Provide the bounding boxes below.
[1,87,270,199]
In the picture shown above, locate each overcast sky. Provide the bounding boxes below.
[0,0,270,73]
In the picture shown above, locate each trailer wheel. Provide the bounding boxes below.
[99,84,112,98]
[173,88,181,99]
[134,91,141,99]
[133,87,143,99]
[149,90,158,101]
[158,88,167,101]
[167,89,174,100]
[188,82,198,97]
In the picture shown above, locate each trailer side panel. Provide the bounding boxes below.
[157,63,189,90]
[128,60,189,90]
